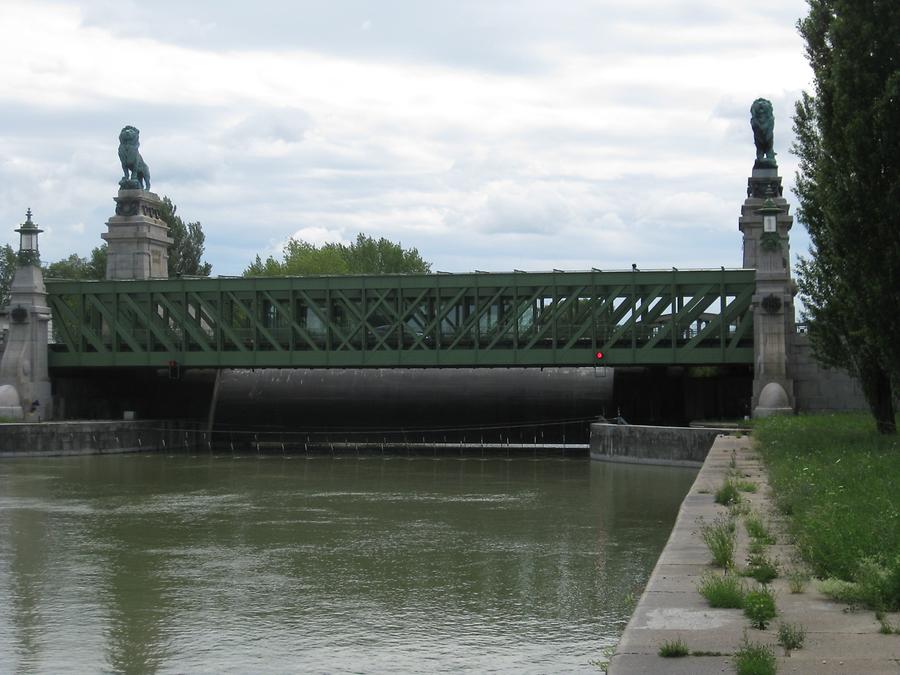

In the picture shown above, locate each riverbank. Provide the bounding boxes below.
[0,419,202,456]
[609,432,900,674]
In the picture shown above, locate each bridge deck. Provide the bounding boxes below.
[46,269,755,369]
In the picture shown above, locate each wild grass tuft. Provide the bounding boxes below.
[734,636,777,675]
[776,622,806,652]
[745,513,775,544]
[658,638,689,657]
[700,515,736,568]
[744,586,777,629]
[735,479,758,493]
[697,571,745,608]
[787,569,809,594]
[755,413,900,610]
[744,553,779,584]
[715,480,741,506]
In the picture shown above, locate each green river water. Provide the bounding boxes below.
[0,453,695,673]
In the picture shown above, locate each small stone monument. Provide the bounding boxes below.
[738,99,795,417]
[101,126,173,279]
[0,210,52,421]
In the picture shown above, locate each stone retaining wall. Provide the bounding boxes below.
[590,423,735,467]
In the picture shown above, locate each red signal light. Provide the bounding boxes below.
[595,351,604,360]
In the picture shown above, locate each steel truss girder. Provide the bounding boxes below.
[45,269,755,369]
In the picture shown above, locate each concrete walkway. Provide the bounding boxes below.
[609,434,900,674]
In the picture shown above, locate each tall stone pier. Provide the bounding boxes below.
[102,189,173,279]
[739,99,795,417]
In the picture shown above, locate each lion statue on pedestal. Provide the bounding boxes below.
[118,125,151,190]
[750,99,776,166]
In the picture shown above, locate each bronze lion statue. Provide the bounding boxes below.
[118,125,151,190]
[750,99,775,165]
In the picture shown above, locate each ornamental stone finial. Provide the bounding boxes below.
[750,98,776,168]
[118,125,151,190]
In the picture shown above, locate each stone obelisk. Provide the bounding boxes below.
[739,99,795,417]
[101,126,173,279]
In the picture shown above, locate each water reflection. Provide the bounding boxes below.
[0,455,695,672]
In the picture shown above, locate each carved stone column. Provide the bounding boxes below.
[101,189,173,280]
[739,166,795,417]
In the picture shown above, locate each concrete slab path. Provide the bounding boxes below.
[609,434,900,674]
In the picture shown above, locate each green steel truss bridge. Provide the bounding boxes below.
[46,268,755,369]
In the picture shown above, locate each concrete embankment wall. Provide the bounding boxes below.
[0,420,202,457]
[590,422,737,467]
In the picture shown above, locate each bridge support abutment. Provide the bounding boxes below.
[739,165,796,417]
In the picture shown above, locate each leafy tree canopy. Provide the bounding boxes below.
[0,244,17,307]
[792,0,900,433]
[245,233,431,276]
[160,197,212,277]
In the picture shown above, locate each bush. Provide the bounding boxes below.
[744,587,777,629]
[700,515,736,568]
[787,570,809,594]
[734,637,777,675]
[735,479,758,493]
[697,572,745,608]
[658,638,689,657]
[776,622,806,652]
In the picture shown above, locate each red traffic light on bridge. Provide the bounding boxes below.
[595,351,604,361]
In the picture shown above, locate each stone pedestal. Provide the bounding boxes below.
[738,166,795,417]
[0,265,53,421]
[101,189,173,279]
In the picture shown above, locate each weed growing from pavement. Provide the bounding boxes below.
[744,586,777,629]
[697,571,746,608]
[657,638,689,657]
[700,515,736,569]
[734,636,777,675]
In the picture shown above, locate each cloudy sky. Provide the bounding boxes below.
[0,0,813,276]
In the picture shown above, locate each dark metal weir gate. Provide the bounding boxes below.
[46,269,755,369]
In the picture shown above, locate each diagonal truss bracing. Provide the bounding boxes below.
[45,269,755,369]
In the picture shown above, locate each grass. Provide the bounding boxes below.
[715,480,741,506]
[658,638,689,657]
[743,553,779,584]
[697,571,745,608]
[744,586,777,629]
[734,479,758,493]
[787,570,809,594]
[700,515,736,568]
[755,412,900,611]
[745,513,775,544]
[734,637,777,675]
[776,622,806,652]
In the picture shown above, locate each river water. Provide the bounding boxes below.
[0,453,695,673]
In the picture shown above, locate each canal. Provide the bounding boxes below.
[0,454,695,673]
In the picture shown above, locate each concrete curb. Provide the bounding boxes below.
[608,434,900,674]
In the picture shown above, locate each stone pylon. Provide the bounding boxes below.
[0,210,52,421]
[101,189,173,279]
[739,164,795,417]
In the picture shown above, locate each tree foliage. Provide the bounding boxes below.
[792,0,900,433]
[44,247,107,281]
[0,244,18,307]
[245,233,431,276]
[160,197,212,277]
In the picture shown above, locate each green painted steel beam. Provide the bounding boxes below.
[46,269,755,369]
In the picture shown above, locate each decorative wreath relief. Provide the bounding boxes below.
[10,305,28,324]
[760,231,782,252]
[761,294,782,314]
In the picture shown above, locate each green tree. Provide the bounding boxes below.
[245,233,431,276]
[0,244,17,306]
[44,247,107,280]
[160,197,212,277]
[792,0,900,433]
